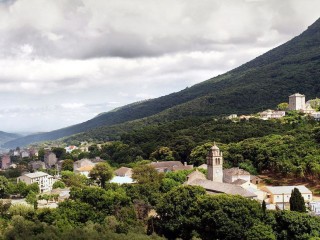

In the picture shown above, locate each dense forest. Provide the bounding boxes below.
[57,112,320,184]
[0,165,320,239]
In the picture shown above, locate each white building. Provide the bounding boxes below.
[17,171,54,193]
[289,93,306,111]
[262,185,312,204]
[260,109,286,120]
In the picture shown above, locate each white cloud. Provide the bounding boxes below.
[61,103,85,109]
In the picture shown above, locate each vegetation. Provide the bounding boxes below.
[289,188,306,212]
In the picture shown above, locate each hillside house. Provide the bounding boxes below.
[260,109,285,120]
[1,155,11,170]
[44,152,57,168]
[149,161,193,173]
[73,158,95,171]
[110,167,134,184]
[65,145,78,153]
[74,165,94,178]
[262,185,312,204]
[20,150,30,158]
[114,167,132,177]
[223,167,251,184]
[17,171,54,193]
[29,161,46,171]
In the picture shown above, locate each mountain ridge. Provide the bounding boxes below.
[3,17,320,148]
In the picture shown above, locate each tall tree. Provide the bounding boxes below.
[132,165,163,185]
[61,159,74,171]
[89,162,113,188]
[289,188,306,212]
[0,176,9,198]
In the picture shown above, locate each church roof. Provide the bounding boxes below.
[223,167,250,177]
[187,169,206,180]
[231,179,247,185]
[187,179,256,198]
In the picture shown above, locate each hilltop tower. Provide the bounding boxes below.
[289,93,305,111]
[207,143,223,182]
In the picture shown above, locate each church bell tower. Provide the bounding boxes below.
[207,143,223,182]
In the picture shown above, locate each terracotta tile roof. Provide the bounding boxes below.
[76,165,94,172]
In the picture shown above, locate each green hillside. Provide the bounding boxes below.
[0,131,21,146]
[3,17,320,148]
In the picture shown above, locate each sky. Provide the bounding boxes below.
[0,0,319,133]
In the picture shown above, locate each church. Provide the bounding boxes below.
[185,143,259,199]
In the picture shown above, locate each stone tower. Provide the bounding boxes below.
[207,143,223,182]
[288,93,305,111]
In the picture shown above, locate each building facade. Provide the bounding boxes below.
[262,185,312,204]
[17,171,54,193]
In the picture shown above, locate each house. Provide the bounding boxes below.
[13,150,20,156]
[44,152,57,168]
[149,161,193,173]
[73,158,95,171]
[74,165,94,178]
[17,171,54,193]
[29,161,46,171]
[262,185,312,204]
[1,155,11,170]
[250,175,263,185]
[259,109,285,120]
[231,179,266,201]
[20,150,30,158]
[64,145,78,153]
[110,167,134,185]
[185,143,257,199]
[223,167,251,184]
[198,164,207,170]
[227,114,238,120]
[115,167,132,177]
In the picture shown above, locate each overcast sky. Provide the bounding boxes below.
[0,0,319,133]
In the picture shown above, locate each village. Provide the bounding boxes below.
[0,93,320,214]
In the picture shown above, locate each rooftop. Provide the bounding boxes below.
[76,165,94,172]
[264,185,312,195]
[224,167,250,176]
[24,171,52,178]
[188,179,256,198]
[115,167,132,176]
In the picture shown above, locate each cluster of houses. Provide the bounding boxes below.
[1,135,315,211]
[228,93,320,121]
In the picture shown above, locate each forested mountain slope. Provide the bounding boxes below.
[3,17,320,148]
[0,131,21,146]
